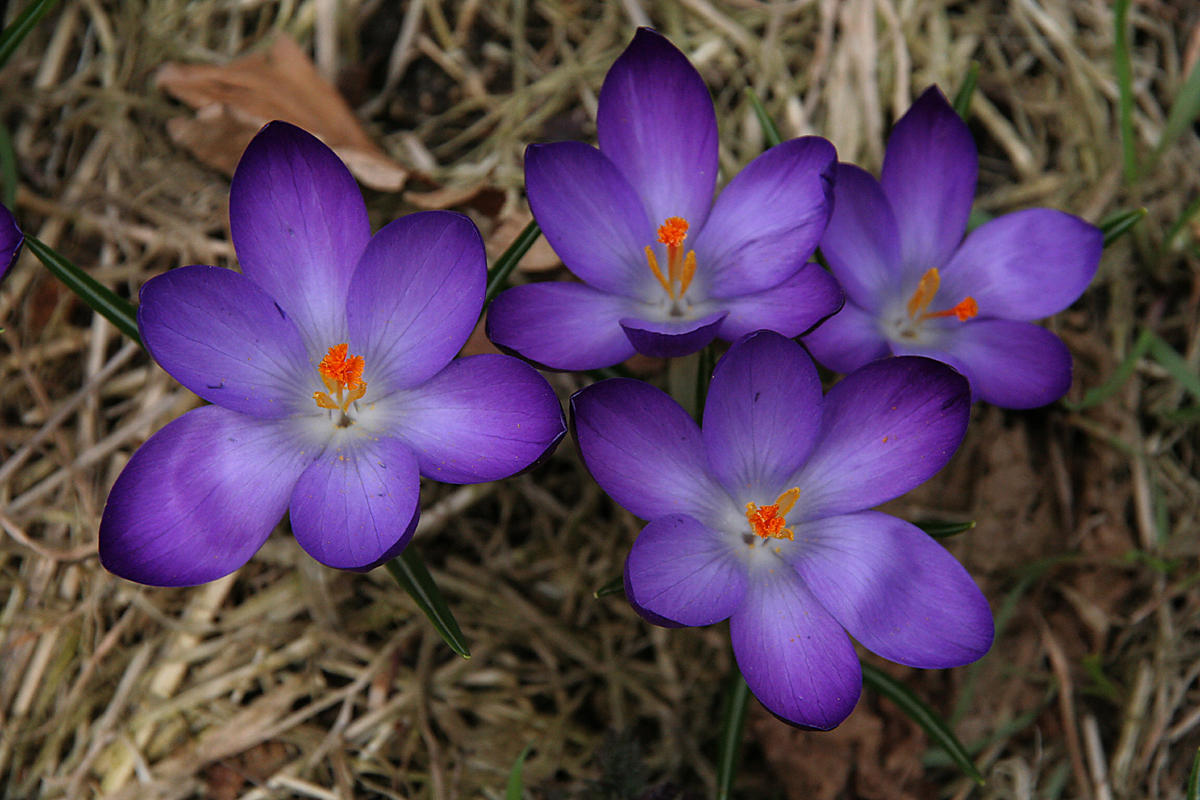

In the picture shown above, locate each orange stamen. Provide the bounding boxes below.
[906,267,978,323]
[644,246,673,297]
[646,217,697,301]
[313,343,367,414]
[745,488,801,541]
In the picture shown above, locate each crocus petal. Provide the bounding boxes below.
[696,137,836,297]
[921,319,1074,409]
[730,567,861,730]
[486,281,638,371]
[99,405,314,586]
[793,356,970,519]
[596,28,718,232]
[624,514,748,627]
[229,122,371,349]
[938,209,1102,321]
[290,435,420,571]
[880,87,977,281]
[138,265,312,418]
[525,141,658,296]
[715,261,844,342]
[571,378,726,523]
[347,211,485,391]
[819,163,903,311]
[702,331,823,498]
[384,354,566,483]
[787,511,993,668]
[801,301,892,374]
[619,310,728,359]
[0,204,23,283]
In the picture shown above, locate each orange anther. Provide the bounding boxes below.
[657,217,689,248]
[745,488,801,541]
[906,268,941,319]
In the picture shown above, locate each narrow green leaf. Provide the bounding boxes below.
[385,549,471,658]
[1061,327,1153,410]
[484,219,540,305]
[1099,207,1147,248]
[862,662,984,785]
[25,235,142,346]
[1146,331,1200,402]
[915,519,976,539]
[952,62,980,120]
[747,87,783,149]
[0,0,62,71]
[1113,0,1138,183]
[1164,194,1200,253]
[1153,57,1200,167]
[505,745,533,800]
[594,574,624,598]
[715,668,751,800]
[0,123,17,208]
[966,207,994,233]
[1187,745,1199,800]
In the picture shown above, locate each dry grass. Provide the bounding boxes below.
[1,0,1198,798]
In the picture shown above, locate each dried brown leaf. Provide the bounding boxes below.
[157,35,406,191]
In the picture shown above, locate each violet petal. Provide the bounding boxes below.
[715,261,844,342]
[819,163,903,311]
[696,136,836,297]
[229,122,371,349]
[938,208,1102,321]
[880,87,977,282]
[386,353,566,483]
[486,281,639,371]
[619,310,728,359]
[525,141,657,296]
[347,211,485,392]
[99,405,314,586]
[702,331,823,498]
[571,378,725,523]
[0,203,24,283]
[921,319,1073,409]
[792,356,970,519]
[596,28,719,232]
[788,511,993,668]
[730,567,862,730]
[290,434,420,572]
[624,514,748,627]
[138,265,312,418]
[801,302,893,374]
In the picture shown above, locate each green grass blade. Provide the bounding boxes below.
[952,62,980,120]
[747,87,783,148]
[0,123,17,208]
[25,235,142,346]
[0,0,62,70]
[1146,331,1200,402]
[862,662,984,785]
[1099,207,1147,248]
[505,745,533,800]
[1113,0,1138,183]
[385,549,471,658]
[916,519,976,539]
[1062,327,1153,410]
[594,574,624,598]
[1187,746,1199,800]
[485,219,540,305]
[1153,57,1200,167]
[715,668,751,800]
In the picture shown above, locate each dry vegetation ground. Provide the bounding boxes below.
[1,0,1199,798]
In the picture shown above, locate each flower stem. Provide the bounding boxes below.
[715,667,751,800]
[484,219,541,306]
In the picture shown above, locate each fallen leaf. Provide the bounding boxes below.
[157,35,407,191]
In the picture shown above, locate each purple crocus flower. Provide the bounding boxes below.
[0,203,24,283]
[99,122,566,587]
[803,86,1102,409]
[486,28,842,370]
[572,330,993,729]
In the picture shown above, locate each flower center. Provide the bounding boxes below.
[313,343,367,425]
[745,488,800,541]
[644,217,696,313]
[905,267,978,325]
